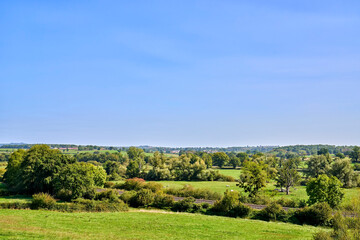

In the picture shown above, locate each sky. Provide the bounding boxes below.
[0,0,359,147]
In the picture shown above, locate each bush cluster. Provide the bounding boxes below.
[254,202,288,222]
[0,202,30,209]
[164,185,222,200]
[211,190,252,218]
[293,202,332,226]
[31,193,56,210]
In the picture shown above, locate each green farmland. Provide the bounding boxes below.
[0,209,323,240]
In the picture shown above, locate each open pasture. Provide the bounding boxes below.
[0,209,322,240]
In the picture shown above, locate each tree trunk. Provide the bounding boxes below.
[286,187,290,195]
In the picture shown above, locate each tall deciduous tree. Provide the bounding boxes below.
[275,158,301,195]
[212,152,229,168]
[330,158,359,188]
[306,174,344,208]
[350,146,360,162]
[238,160,268,198]
[306,155,331,178]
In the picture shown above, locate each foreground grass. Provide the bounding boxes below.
[0,209,321,240]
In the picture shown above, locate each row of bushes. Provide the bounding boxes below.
[210,190,332,226]
[119,189,211,213]
[0,193,128,212]
[112,179,309,207]
[1,190,333,227]
[117,188,332,226]
[113,178,222,200]
[164,185,222,200]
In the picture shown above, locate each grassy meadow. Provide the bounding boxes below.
[0,209,323,240]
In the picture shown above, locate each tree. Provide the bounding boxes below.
[200,152,212,168]
[275,158,301,195]
[53,162,98,200]
[127,147,145,160]
[318,148,329,156]
[236,152,249,165]
[126,160,141,178]
[229,156,241,169]
[350,146,360,162]
[3,149,26,190]
[330,158,359,188]
[306,174,344,208]
[6,145,76,194]
[335,152,345,159]
[212,152,229,168]
[306,155,331,178]
[238,160,268,198]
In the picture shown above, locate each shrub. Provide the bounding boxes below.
[275,198,298,208]
[172,197,195,212]
[71,198,128,212]
[256,202,287,221]
[152,194,174,209]
[201,202,211,209]
[119,190,137,204]
[228,203,251,218]
[0,189,12,197]
[83,188,96,200]
[55,189,73,201]
[165,185,221,200]
[143,182,163,193]
[0,202,30,209]
[221,175,236,182]
[31,193,56,210]
[118,178,146,191]
[313,231,332,240]
[104,182,115,188]
[248,194,271,205]
[294,202,332,226]
[212,190,240,213]
[130,188,154,207]
[95,190,120,202]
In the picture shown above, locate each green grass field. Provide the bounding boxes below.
[0,209,323,240]
[217,168,241,179]
[114,179,359,205]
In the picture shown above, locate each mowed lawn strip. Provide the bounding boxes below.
[0,209,321,240]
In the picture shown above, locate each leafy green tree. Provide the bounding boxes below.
[149,151,163,168]
[3,149,26,190]
[335,152,345,159]
[127,147,145,160]
[330,158,359,188]
[229,156,241,169]
[200,152,213,168]
[350,146,360,162]
[306,174,344,208]
[238,160,268,197]
[212,152,229,168]
[318,148,329,155]
[306,155,331,178]
[236,152,249,165]
[104,160,123,180]
[126,160,141,178]
[275,158,301,195]
[8,145,76,194]
[53,162,97,200]
[91,165,107,187]
[169,154,206,181]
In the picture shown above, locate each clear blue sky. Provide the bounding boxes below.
[1,1,359,147]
